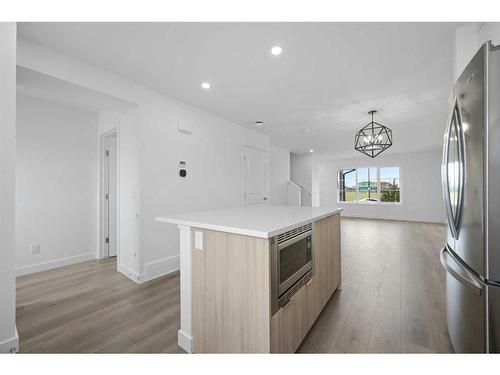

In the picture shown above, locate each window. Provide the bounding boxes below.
[357,167,378,202]
[380,167,400,203]
[338,168,356,202]
[337,167,400,204]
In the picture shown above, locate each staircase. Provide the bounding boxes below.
[287,180,312,206]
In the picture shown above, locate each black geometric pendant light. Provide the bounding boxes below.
[354,110,393,158]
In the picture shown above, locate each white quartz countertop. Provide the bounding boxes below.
[155,205,343,238]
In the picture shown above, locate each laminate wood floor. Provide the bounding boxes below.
[299,218,452,353]
[16,258,183,353]
[16,218,452,353]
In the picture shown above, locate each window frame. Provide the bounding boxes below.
[337,166,402,205]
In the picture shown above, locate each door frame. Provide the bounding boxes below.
[241,145,271,206]
[99,128,120,260]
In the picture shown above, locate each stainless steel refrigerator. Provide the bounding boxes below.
[441,41,500,353]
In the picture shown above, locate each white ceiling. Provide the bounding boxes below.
[18,22,459,159]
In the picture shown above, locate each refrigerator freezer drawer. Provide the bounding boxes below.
[441,246,485,353]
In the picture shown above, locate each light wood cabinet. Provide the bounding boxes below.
[191,213,341,353]
[270,276,320,353]
[270,214,341,353]
[192,229,271,353]
[270,280,309,353]
[314,213,342,310]
[305,276,320,328]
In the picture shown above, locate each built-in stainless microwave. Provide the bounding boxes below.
[271,223,313,314]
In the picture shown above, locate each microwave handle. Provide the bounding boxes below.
[276,230,312,250]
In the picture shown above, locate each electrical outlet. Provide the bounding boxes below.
[30,243,40,254]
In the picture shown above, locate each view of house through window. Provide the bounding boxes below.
[357,167,378,202]
[337,167,400,203]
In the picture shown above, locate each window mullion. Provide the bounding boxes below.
[355,169,358,202]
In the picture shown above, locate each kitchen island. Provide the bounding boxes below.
[155,205,342,353]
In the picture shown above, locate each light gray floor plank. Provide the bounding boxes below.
[17,258,183,353]
[299,218,452,353]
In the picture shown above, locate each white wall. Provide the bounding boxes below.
[16,94,98,275]
[116,103,270,281]
[317,149,445,224]
[138,102,270,280]
[290,153,313,206]
[17,38,273,283]
[116,111,143,280]
[270,144,290,205]
[98,104,272,283]
[454,23,500,82]
[0,22,18,353]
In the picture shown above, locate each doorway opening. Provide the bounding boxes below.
[101,130,118,259]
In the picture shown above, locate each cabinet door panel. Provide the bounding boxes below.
[314,214,341,310]
[270,283,308,353]
[305,276,319,328]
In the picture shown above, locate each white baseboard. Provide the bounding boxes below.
[341,215,446,225]
[0,327,19,353]
[16,252,96,276]
[177,329,192,353]
[117,263,143,284]
[144,255,180,282]
[117,255,179,285]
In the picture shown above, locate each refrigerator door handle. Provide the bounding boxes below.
[455,97,466,237]
[442,99,457,238]
[440,247,483,296]
[441,97,466,239]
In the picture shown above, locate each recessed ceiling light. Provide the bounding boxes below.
[255,121,264,128]
[309,149,314,153]
[201,82,211,89]
[271,46,282,56]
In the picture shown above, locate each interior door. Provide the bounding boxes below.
[242,146,269,206]
[107,136,118,257]
[103,134,118,258]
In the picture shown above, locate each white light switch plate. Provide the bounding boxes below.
[195,231,203,250]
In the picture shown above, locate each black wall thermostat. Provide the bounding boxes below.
[179,161,187,177]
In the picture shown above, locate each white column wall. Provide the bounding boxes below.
[0,22,18,353]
